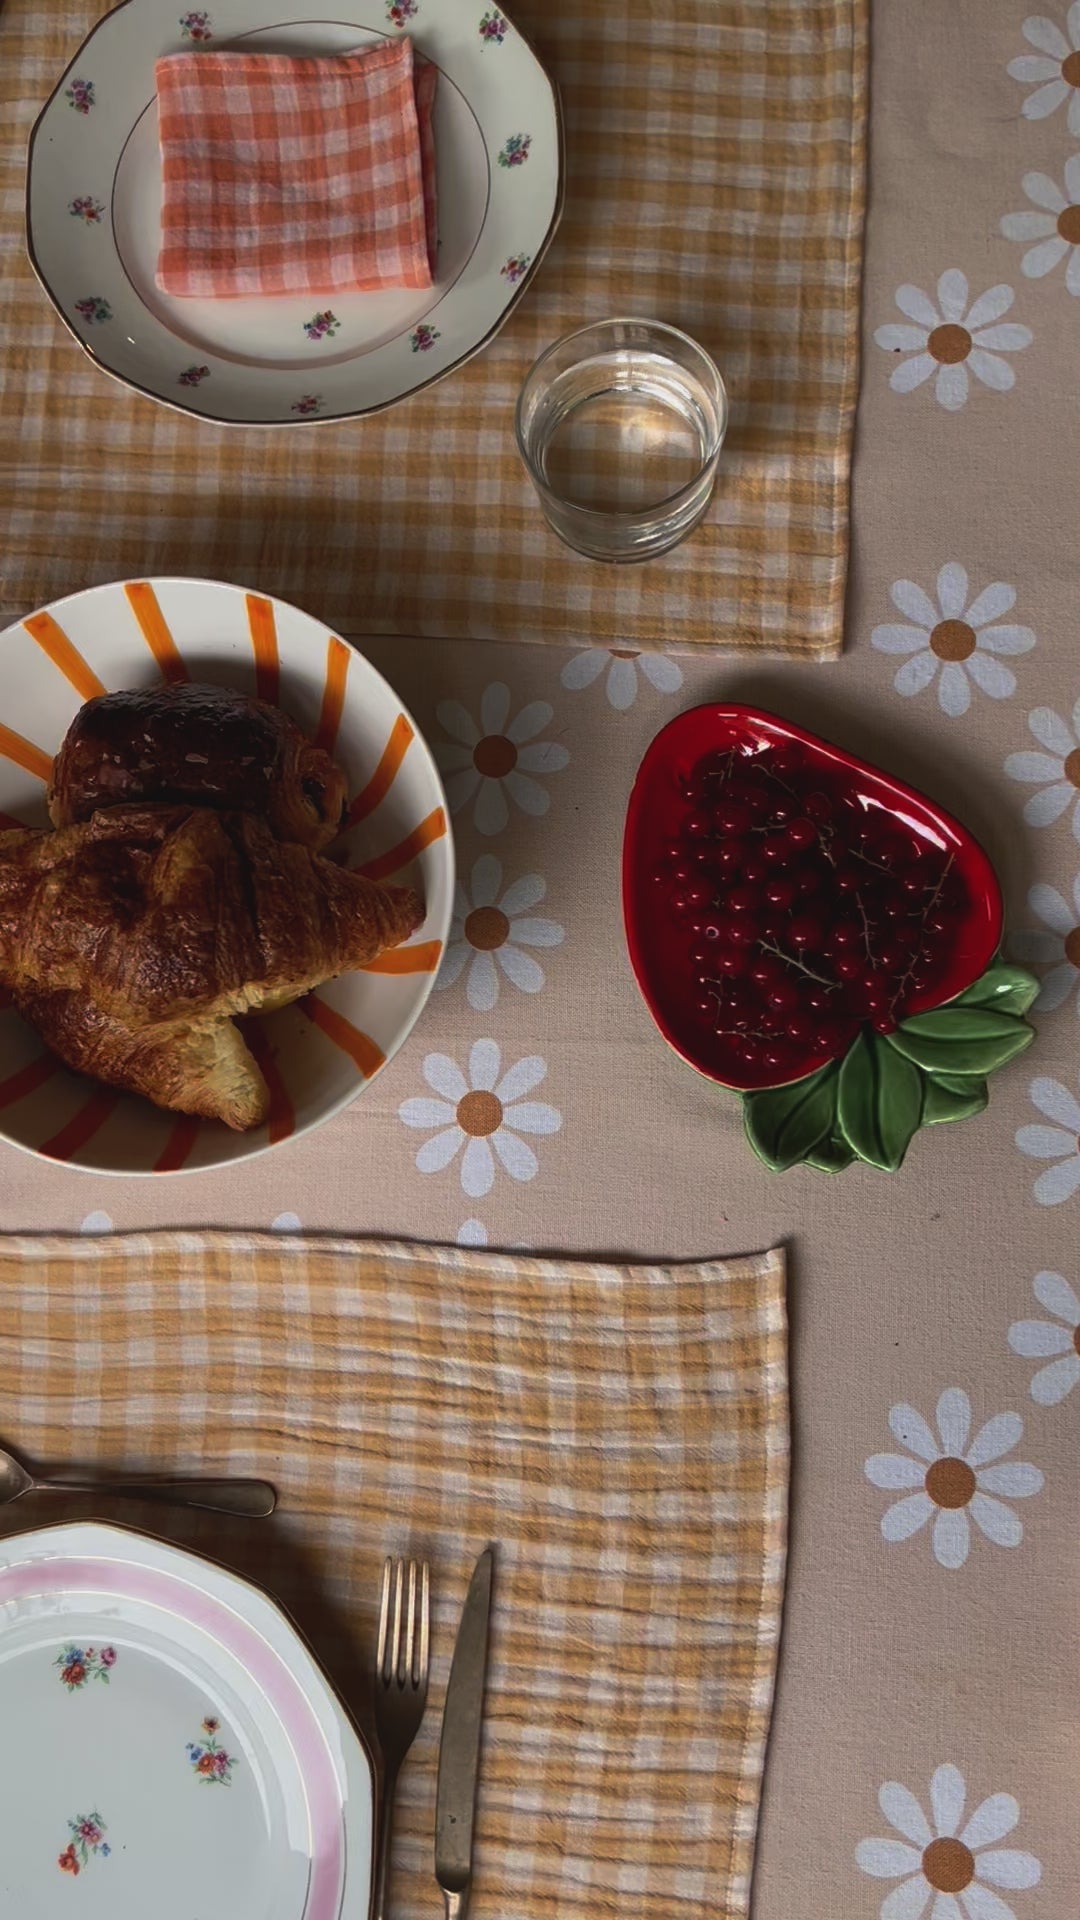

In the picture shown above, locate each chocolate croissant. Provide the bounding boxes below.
[0,806,422,1129]
[48,683,349,850]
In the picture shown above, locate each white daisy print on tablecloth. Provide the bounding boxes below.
[457,1219,488,1246]
[865,1388,1043,1569]
[79,1211,113,1233]
[1005,700,1080,838]
[856,1762,1041,1920]
[399,1038,561,1198]
[1009,1270,1080,1404]
[270,1212,302,1231]
[1016,1073,1080,1202]
[1008,5,1080,133]
[874,272,1032,410]
[1001,156,1080,292]
[560,646,683,711]
[872,566,1035,716]
[1009,875,1080,1011]
[434,683,569,836]
[436,855,565,1011]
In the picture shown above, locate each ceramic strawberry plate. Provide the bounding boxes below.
[623,705,1038,1173]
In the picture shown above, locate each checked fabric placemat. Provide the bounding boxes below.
[0,1231,788,1918]
[0,0,866,656]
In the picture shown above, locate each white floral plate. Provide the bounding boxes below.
[0,1520,374,1920]
[0,576,454,1174]
[26,0,563,425]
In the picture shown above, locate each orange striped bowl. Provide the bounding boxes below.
[0,577,453,1174]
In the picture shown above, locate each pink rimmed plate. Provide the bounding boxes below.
[0,577,454,1174]
[0,1520,374,1920]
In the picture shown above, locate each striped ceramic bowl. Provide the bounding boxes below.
[0,578,453,1173]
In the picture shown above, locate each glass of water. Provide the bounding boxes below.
[515,317,728,563]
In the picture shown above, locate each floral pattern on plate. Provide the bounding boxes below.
[303,310,340,341]
[74,295,111,323]
[59,1812,110,1873]
[865,1388,1043,1568]
[399,1038,561,1197]
[291,394,323,416]
[387,0,418,23]
[410,324,441,352]
[68,195,105,225]
[187,1715,238,1784]
[56,1642,116,1689]
[498,133,531,168]
[856,1763,1041,1920]
[1007,7,1080,133]
[874,271,1032,409]
[179,9,213,39]
[480,9,509,44]
[178,365,210,387]
[871,565,1035,716]
[65,78,95,114]
[500,251,531,282]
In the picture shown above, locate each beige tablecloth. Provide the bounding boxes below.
[2,2,1079,1916]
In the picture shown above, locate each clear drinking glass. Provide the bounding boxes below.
[515,317,728,563]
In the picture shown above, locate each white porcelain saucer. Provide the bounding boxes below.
[26,0,563,424]
[0,1520,374,1919]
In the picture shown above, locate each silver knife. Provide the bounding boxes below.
[435,1546,494,1920]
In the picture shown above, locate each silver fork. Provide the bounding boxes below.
[372,1556,431,1920]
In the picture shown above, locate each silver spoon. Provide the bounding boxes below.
[0,1442,276,1518]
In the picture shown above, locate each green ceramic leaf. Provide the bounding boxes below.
[922,1075,989,1126]
[743,1062,839,1172]
[886,1005,1035,1077]
[837,1029,924,1172]
[804,1131,857,1173]
[951,961,1040,1019]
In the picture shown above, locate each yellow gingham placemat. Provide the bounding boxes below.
[0,0,866,656]
[0,1231,789,1918]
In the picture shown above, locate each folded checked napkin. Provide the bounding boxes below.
[155,39,437,298]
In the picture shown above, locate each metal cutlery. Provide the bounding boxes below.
[372,1556,431,1920]
[0,1440,276,1516]
[435,1547,494,1920]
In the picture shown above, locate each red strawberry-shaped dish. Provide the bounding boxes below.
[623,705,1037,1172]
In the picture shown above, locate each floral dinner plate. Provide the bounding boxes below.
[0,1520,374,1919]
[26,0,563,425]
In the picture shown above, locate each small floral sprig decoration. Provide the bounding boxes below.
[55,1643,116,1690]
[69,195,105,225]
[59,1812,110,1874]
[303,309,340,341]
[187,1715,238,1784]
[498,133,531,169]
[480,9,508,45]
[66,78,95,114]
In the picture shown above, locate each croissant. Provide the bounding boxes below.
[48,683,349,850]
[0,806,422,1129]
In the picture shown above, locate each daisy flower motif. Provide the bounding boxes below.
[560,646,683,711]
[399,1038,561,1198]
[434,683,569,836]
[1005,699,1080,837]
[436,855,564,1011]
[874,272,1032,410]
[1009,875,1080,1011]
[1008,6,1080,133]
[457,1219,488,1246]
[1016,1072,1080,1202]
[1001,156,1080,293]
[864,1388,1043,1569]
[1009,1270,1080,1404]
[872,566,1035,716]
[856,1762,1041,1920]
